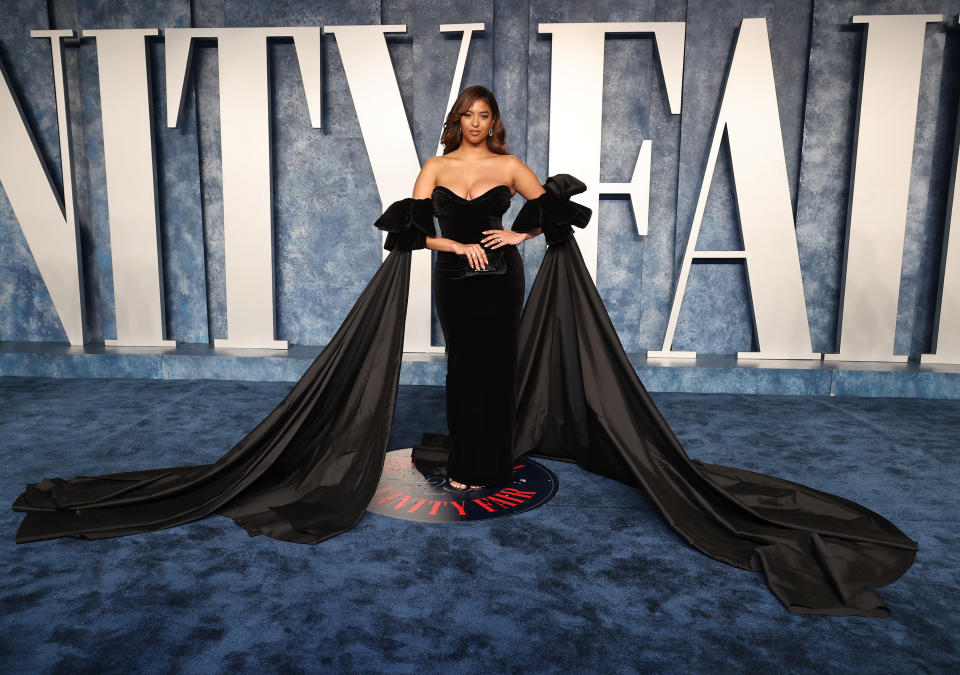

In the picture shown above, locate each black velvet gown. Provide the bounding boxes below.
[11,175,918,617]
[431,184,522,487]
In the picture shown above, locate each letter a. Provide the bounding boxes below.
[649,18,817,360]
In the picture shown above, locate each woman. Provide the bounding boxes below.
[12,85,917,618]
[413,85,543,489]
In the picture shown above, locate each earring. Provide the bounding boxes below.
[488,128,493,137]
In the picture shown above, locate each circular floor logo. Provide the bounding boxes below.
[366,448,558,522]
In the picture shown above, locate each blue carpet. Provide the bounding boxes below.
[0,377,957,673]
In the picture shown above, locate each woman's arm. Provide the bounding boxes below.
[512,157,546,202]
[414,158,451,251]
[483,157,544,249]
[412,156,438,199]
[512,158,545,240]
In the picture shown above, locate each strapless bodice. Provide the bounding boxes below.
[432,184,512,245]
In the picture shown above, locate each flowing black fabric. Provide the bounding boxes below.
[13,220,415,545]
[430,184,522,486]
[12,174,917,617]
[512,233,917,618]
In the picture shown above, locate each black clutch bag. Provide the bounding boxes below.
[459,248,507,278]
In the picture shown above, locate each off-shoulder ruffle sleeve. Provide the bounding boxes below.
[511,174,592,245]
[374,197,436,251]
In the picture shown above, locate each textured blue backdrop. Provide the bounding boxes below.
[1,0,959,358]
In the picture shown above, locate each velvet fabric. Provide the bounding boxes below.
[432,184,522,486]
[376,197,435,251]
[511,174,592,245]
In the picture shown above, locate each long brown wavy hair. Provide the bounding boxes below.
[440,85,508,155]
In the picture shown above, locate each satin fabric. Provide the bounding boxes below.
[14,250,410,545]
[512,235,917,617]
[12,174,917,616]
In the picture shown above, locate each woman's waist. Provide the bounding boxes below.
[436,245,520,267]
[437,222,503,245]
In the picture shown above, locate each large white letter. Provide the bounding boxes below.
[327,24,482,353]
[83,28,173,347]
[825,14,942,363]
[538,21,685,280]
[435,24,484,159]
[166,27,323,349]
[0,30,85,345]
[923,76,960,365]
[649,18,817,360]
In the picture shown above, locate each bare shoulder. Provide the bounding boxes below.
[499,154,532,176]
[501,155,545,199]
[422,155,446,172]
[414,156,445,198]
[498,153,526,169]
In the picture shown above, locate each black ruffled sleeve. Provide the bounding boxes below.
[374,197,436,251]
[511,174,593,245]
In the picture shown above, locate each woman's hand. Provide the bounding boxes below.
[453,242,489,270]
[481,229,529,250]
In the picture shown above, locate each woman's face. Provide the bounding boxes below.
[459,98,493,144]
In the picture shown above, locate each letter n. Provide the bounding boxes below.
[0,30,85,344]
